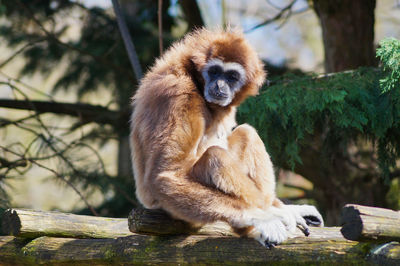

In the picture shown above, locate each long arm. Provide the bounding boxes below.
[145,105,255,227]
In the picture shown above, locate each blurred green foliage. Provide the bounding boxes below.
[377,38,400,93]
[239,37,400,185]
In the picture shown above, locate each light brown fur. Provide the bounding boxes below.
[130,28,323,244]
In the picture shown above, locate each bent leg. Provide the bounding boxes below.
[189,123,323,244]
[191,145,267,208]
[228,124,276,206]
[229,124,324,228]
[191,124,276,209]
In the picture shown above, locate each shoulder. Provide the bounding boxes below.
[134,72,203,105]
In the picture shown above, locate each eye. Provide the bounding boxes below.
[225,70,240,83]
[208,66,222,78]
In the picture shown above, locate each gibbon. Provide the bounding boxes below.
[130,28,323,247]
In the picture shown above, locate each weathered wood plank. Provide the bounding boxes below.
[2,208,134,239]
[128,208,329,238]
[1,232,399,265]
[341,204,400,241]
[0,236,32,265]
[128,208,237,236]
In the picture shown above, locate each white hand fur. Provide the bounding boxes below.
[234,205,324,246]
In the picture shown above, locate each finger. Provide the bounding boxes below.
[297,225,310,236]
[296,216,310,236]
[304,215,322,226]
[264,240,277,249]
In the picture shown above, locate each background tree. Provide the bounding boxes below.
[0,0,178,217]
[312,0,377,72]
[238,0,399,224]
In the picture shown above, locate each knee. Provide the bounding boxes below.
[203,145,228,158]
[192,146,226,174]
[230,124,262,145]
[233,124,258,138]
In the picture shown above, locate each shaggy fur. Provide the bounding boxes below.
[130,28,323,246]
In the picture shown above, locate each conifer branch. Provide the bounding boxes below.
[15,0,136,84]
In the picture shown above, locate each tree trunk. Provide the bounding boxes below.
[117,134,132,179]
[297,0,382,225]
[292,136,389,226]
[312,0,377,73]
[179,0,205,31]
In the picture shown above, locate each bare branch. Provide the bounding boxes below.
[245,0,308,32]
[158,0,164,55]
[0,98,123,127]
[0,39,45,69]
[0,70,55,100]
[111,0,143,81]
[15,0,137,84]
[0,145,99,216]
[0,157,27,169]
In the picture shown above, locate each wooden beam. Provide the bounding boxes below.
[128,208,239,236]
[0,232,399,264]
[1,207,400,264]
[2,209,134,239]
[341,204,400,241]
[128,208,325,238]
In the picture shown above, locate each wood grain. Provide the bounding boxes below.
[2,208,133,239]
[341,204,400,241]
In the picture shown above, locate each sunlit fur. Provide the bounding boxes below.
[130,28,323,246]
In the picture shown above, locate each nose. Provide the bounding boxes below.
[214,80,228,98]
[217,80,226,89]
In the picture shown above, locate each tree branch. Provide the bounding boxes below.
[0,99,124,127]
[0,146,99,216]
[111,0,143,81]
[245,0,306,32]
[158,0,164,55]
[0,39,45,69]
[179,0,205,31]
[15,0,137,84]
[0,157,27,169]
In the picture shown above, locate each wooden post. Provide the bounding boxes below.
[341,204,400,241]
[128,208,338,238]
[2,208,133,239]
[128,208,237,236]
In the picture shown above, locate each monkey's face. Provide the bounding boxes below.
[201,58,246,107]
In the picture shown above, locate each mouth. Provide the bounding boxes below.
[210,90,228,100]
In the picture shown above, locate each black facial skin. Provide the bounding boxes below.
[224,70,240,84]
[208,65,222,78]
[207,67,240,100]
